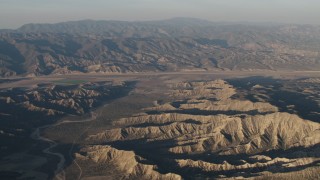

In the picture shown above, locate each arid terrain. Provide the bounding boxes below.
[0,18,320,180]
[1,18,320,77]
[0,71,320,180]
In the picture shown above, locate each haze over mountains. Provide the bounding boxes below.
[1,18,320,77]
[1,17,320,180]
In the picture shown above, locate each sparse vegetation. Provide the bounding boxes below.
[1,19,320,77]
[0,74,319,179]
[54,79,87,85]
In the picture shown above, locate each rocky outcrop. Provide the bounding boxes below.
[76,145,181,180]
[83,80,320,178]
[184,99,277,112]
[169,80,236,100]
[0,81,126,116]
[176,156,320,172]
[146,80,278,114]
[88,112,319,155]
[0,80,134,180]
[147,99,278,113]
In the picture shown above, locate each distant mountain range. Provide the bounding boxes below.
[1,18,320,77]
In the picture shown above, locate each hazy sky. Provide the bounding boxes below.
[0,0,319,29]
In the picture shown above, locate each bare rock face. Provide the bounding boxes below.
[149,80,266,113]
[147,99,278,114]
[83,80,320,179]
[176,156,319,173]
[88,112,319,155]
[179,99,278,113]
[170,80,236,100]
[76,145,181,180]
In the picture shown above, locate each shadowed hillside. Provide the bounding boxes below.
[1,18,320,77]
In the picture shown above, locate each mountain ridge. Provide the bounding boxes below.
[1,18,320,77]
